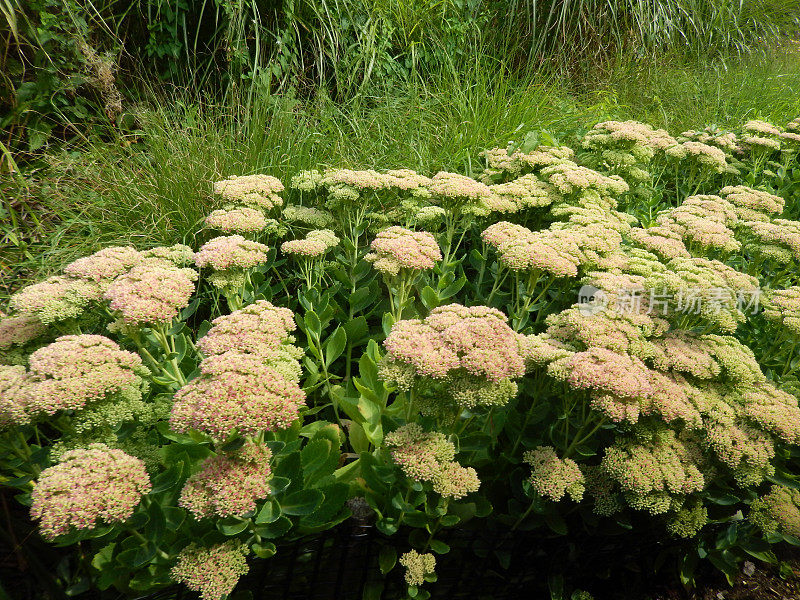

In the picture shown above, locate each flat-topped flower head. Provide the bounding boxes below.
[556,347,652,400]
[481,145,575,179]
[141,244,196,266]
[749,485,800,538]
[24,335,146,416]
[489,175,560,212]
[740,219,800,264]
[10,276,102,324]
[719,185,784,220]
[205,207,268,233]
[282,204,335,227]
[180,442,272,518]
[679,126,739,152]
[64,246,144,283]
[384,304,526,382]
[386,424,455,477]
[585,120,677,152]
[0,365,31,427]
[30,444,151,539]
[0,313,47,350]
[482,221,581,277]
[105,264,197,326]
[429,171,494,202]
[629,226,690,260]
[171,541,249,600]
[664,141,728,173]
[540,161,629,196]
[738,381,800,445]
[601,425,705,515]
[281,229,339,257]
[744,119,782,137]
[763,287,800,336]
[386,424,479,499]
[170,353,305,439]
[524,446,585,502]
[365,227,441,276]
[197,300,298,357]
[195,235,270,271]
[213,174,284,209]
[399,550,436,587]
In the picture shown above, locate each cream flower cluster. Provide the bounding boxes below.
[365,227,442,276]
[105,263,198,325]
[719,185,784,222]
[763,286,800,336]
[0,365,31,427]
[738,218,800,265]
[282,204,335,227]
[179,442,273,518]
[679,126,739,152]
[171,541,249,600]
[664,141,728,173]
[399,550,436,587]
[742,119,783,153]
[30,444,151,539]
[9,276,102,324]
[281,229,339,257]
[0,313,48,351]
[205,207,269,233]
[655,194,740,253]
[600,425,705,515]
[482,220,622,277]
[540,161,629,196]
[479,145,575,180]
[385,424,480,499]
[213,174,284,210]
[171,302,305,439]
[749,485,800,538]
[523,446,585,502]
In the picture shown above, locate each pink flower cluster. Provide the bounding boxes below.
[105,264,198,325]
[0,313,47,350]
[384,304,526,382]
[196,300,298,357]
[385,424,479,499]
[64,246,144,284]
[481,145,575,177]
[601,425,705,515]
[428,172,494,201]
[365,227,442,275]
[170,353,305,439]
[656,195,740,253]
[558,347,652,400]
[523,446,584,502]
[739,218,800,264]
[179,442,273,518]
[171,541,249,600]
[30,444,151,539]
[23,335,145,416]
[0,365,31,427]
[194,235,270,271]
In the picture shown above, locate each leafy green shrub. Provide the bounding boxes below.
[4,113,800,598]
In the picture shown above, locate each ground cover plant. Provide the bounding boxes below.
[4,110,800,599]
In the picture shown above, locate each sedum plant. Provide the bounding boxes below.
[3,115,800,598]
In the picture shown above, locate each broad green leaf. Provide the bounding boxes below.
[280,489,324,515]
